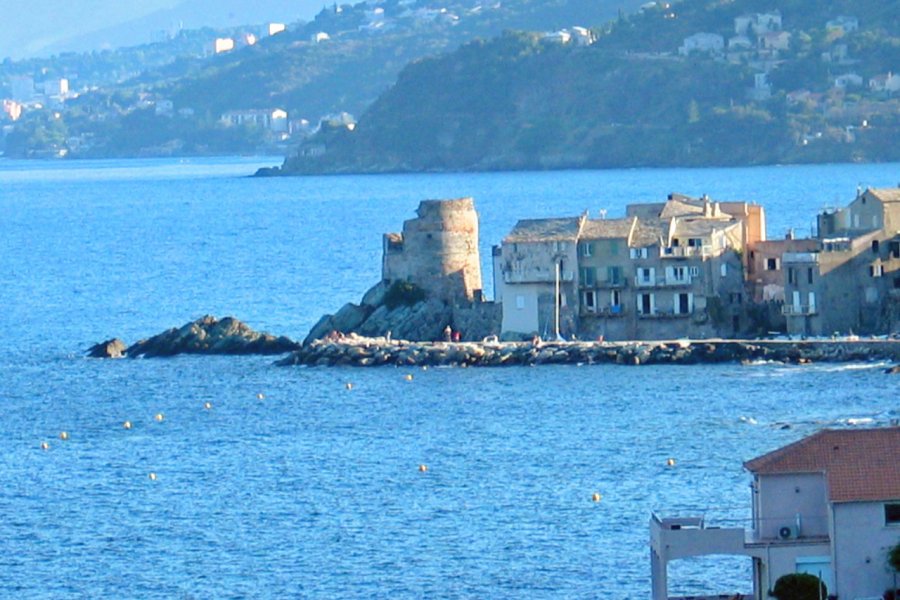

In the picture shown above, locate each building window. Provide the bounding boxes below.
[721,263,728,277]
[886,503,900,524]
[689,266,700,277]
[872,240,880,253]
[607,266,622,285]
[515,295,525,310]
[580,267,596,286]
[583,290,596,310]
[807,268,813,284]
[675,292,691,314]
[870,264,884,277]
[788,267,795,284]
[766,258,779,270]
[609,240,619,255]
[638,267,655,284]
[638,293,654,315]
[581,242,594,257]
[610,290,621,310]
[630,247,648,259]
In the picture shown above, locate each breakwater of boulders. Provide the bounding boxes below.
[275,335,900,368]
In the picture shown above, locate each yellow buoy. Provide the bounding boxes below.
[204,402,213,410]
[405,374,414,381]
[256,392,265,400]
[154,413,164,422]
[345,382,353,391]
[123,420,133,430]
[59,431,69,441]
[592,492,602,502]
[667,458,676,467]
[418,464,428,473]
[148,472,157,481]
[40,441,50,451]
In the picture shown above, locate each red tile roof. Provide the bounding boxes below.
[744,427,900,503]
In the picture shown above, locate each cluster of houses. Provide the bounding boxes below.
[0,21,301,153]
[491,187,900,340]
[677,10,898,104]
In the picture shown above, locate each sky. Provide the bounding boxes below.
[0,0,321,60]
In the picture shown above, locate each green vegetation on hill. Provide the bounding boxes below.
[278,0,900,174]
[2,0,641,158]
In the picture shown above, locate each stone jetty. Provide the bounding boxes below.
[275,335,900,368]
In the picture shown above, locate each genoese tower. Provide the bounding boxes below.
[382,197,483,304]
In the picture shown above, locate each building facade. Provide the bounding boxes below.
[782,188,900,336]
[495,194,761,340]
[493,216,584,337]
[651,427,900,600]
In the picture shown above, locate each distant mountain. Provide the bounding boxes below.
[0,0,175,60]
[0,0,321,60]
[275,0,900,174]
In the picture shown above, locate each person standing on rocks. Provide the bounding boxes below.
[443,325,452,342]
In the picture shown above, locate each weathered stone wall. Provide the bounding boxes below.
[382,198,482,303]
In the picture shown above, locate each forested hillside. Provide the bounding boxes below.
[277,0,900,174]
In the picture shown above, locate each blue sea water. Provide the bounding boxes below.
[1,156,898,598]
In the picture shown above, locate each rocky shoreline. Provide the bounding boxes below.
[88,315,900,371]
[275,335,900,369]
[88,316,300,359]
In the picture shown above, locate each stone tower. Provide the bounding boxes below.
[382,198,483,304]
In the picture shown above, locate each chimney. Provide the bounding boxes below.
[785,228,795,240]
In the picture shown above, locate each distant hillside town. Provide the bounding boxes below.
[327,185,900,343]
[3,0,898,165]
[0,0,635,159]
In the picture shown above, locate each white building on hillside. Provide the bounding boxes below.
[679,33,725,56]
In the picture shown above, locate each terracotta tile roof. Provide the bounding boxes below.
[869,188,900,203]
[630,219,665,248]
[581,217,634,240]
[504,217,584,243]
[744,427,900,503]
[660,197,705,219]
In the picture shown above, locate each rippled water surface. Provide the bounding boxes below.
[1,157,898,598]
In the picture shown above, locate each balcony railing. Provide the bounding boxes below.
[661,245,713,258]
[783,252,820,263]
[638,309,692,319]
[582,278,627,289]
[582,305,625,317]
[635,276,693,287]
[503,270,575,284]
[782,304,818,316]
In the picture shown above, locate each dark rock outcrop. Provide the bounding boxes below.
[303,281,499,344]
[87,338,127,359]
[886,364,900,374]
[126,316,300,358]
